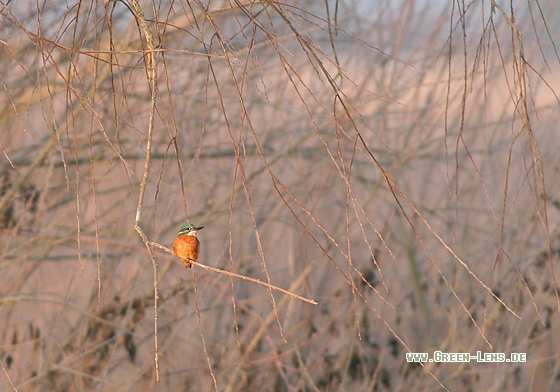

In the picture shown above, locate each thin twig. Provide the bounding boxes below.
[147,241,317,305]
[192,270,219,391]
[129,0,160,382]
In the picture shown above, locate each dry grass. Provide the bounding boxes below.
[1,0,560,391]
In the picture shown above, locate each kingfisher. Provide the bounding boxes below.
[173,223,204,268]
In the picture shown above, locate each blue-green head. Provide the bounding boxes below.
[178,223,204,236]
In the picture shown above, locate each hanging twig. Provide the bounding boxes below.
[128,0,160,382]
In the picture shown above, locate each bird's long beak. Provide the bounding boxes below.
[195,226,205,231]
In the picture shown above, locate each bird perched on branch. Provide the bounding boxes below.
[173,223,204,268]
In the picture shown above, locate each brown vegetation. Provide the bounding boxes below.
[1,1,559,390]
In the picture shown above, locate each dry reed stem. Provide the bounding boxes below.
[224,261,317,392]
[0,359,17,392]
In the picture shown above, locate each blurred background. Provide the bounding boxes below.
[1,0,560,390]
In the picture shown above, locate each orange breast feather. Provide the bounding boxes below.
[173,234,200,268]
